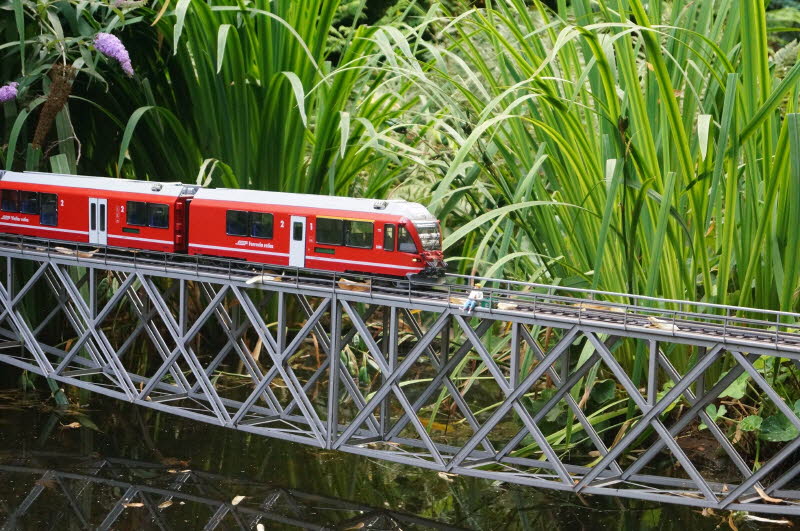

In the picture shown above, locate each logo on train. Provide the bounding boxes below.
[1,214,30,223]
[235,239,274,249]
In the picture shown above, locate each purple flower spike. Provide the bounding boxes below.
[0,82,19,103]
[94,32,134,77]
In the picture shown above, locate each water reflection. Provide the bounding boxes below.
[0,384,775,530]
[0,453,458,530]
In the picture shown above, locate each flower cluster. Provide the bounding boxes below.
[0,82,18,103]
[94,32,134,77]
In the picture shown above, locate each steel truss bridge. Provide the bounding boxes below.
[0,235,799,516]
[0,453,458,530]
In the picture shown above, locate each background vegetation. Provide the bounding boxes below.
[3,0,800,456]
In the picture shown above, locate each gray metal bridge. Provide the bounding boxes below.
[0,234,799,516]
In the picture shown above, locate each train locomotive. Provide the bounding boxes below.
[0,171,446,281]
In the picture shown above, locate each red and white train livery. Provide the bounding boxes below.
[0,171,446,280]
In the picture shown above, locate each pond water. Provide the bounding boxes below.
[0,369,794,530]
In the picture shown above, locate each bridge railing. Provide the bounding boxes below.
[1,233,799,352]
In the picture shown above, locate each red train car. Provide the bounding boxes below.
[188,188,444,279]
[0,171,445,280]
[0,171,196,253]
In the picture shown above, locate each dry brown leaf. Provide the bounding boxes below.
[337,278,371,292]
[60,422,81,429]
[158,500,173,509]
[755,485,785,504]
[53,246,98,259]
[245,275,282,284]
[161,457,189,467]
[727,513,738,531]
[231,495,246,506]
[587,450,601,458]
[34,478,57,489]
[123,502,144,508]
[647,316,679,332]
[742,514,794,526]
[344,524,365,530]
[576,303,625,314]
[437,472,455,482]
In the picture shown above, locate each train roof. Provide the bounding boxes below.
[0,171,195,198]
[194,188,438,222]
[0,171,438,222]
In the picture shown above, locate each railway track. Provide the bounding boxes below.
[0,233,799,356]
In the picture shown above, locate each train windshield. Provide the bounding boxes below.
[414,222,441,251]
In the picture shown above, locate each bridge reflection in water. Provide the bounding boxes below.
[0,235,799,516]
[0,453,459,530]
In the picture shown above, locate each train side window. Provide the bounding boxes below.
[317,218,344,245]
[383,224,395,252]
[226,210,249,236]
[398,225,418,253]
[148,203,169,229]
[1,190,19,212]
[345,220,373,249]
[40,194,58,226]
[251,212,273,239]
[127,201,147,226]
[19,192,39,214]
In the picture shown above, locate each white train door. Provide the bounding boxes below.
[88,198,108,245]
[289,216,306,268]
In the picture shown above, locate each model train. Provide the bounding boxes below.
[0,171,446,280]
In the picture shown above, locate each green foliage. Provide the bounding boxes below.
[108,0,418,197]
[0,0,147,173]
[589,379,615,405]
[739,415,763,432]
[760,411,800,441]
[699,404,727,430]
[364,0,800,323]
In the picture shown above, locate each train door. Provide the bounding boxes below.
[88,198,108,245]
[289,216,306,268]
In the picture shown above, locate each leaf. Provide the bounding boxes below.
[720,372,749,400]
[699,404,726,430]
[151,0,171,26]
[123,502,144,508]
[216,24,232,74]
[589,379,616,404]
[282,72,308,127]
[358,366,369,386]
[173,0,192,54]
[158,500,173,509]
[760,414,800,442]
[755,486,785,504]
[231,495,246,506]
[698,114,712,161]
[739,415,763,432]
[60,422,81,429]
